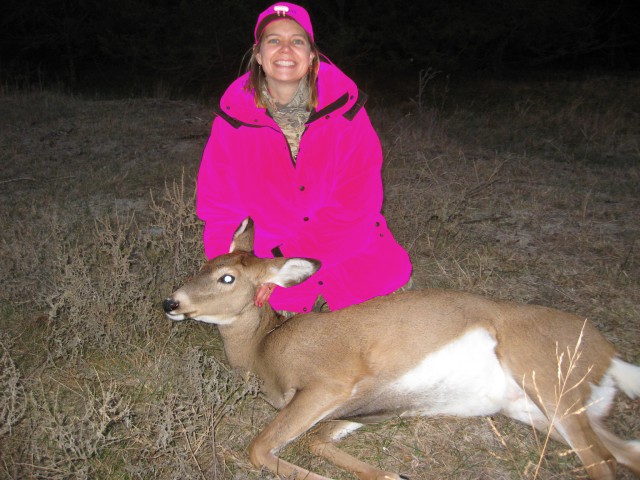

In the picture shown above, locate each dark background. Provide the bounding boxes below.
[1,0,638,98]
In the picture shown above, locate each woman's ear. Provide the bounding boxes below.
[254,44,262,65]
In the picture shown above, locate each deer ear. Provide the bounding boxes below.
[269,258,321,287]
[230,217,255,253]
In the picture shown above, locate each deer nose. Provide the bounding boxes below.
[163,298,180,313]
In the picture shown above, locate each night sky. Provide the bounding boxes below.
[1,0,638,96]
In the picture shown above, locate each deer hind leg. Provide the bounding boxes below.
[587,364,640,476]
[590,416,640,476]
[500,379,567,444]
[554,410,617,480]
[309,420,409,480]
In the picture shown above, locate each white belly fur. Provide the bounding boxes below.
[391,328,527,417]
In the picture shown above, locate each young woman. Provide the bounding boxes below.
[196,2,412,313]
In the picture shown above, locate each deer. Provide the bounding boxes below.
[163,218,640,480]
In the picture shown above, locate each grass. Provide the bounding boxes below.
[0,73,639,479]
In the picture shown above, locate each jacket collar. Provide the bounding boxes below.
[218,60,359,128]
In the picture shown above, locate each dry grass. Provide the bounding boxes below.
[0,74,638,479]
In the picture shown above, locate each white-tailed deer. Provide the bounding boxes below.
[163,218,640,480]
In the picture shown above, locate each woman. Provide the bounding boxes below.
[196,2,412,313]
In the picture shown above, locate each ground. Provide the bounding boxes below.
[0,73,638,479]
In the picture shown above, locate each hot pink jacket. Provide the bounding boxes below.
[197,61,412,312]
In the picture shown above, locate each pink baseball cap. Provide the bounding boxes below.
[254,3,314,43]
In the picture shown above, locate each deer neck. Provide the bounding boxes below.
[217,304,283,371]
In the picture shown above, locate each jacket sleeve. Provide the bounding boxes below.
[196,118,247,259]
[277,108,384,265]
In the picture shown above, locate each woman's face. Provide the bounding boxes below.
[256,19,314,89]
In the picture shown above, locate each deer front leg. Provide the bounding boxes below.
[248,388,351,480]
[309,420,410,480]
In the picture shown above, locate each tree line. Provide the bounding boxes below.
[1,0,637,93]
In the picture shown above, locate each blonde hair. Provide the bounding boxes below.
[244,33,320,110]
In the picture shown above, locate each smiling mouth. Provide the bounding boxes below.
[274,60,295,67]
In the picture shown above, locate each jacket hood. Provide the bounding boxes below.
[218,60,361,127]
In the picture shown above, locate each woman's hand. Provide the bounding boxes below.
[254,282,276,307]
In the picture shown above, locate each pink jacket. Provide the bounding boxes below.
[197,61,412,312]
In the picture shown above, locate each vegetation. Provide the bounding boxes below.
[0,73,638,478]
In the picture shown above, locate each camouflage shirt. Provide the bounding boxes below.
[263,80,311,164]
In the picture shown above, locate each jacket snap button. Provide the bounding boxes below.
[303,216,309,222]
[299,185,305,191]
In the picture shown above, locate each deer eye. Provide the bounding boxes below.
[219,274,235,284]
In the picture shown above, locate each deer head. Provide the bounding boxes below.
[163,217,320,324]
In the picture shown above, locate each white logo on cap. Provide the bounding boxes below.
[274,5,290,16]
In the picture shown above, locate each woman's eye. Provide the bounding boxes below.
[219,274,235,284]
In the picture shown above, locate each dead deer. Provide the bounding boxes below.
[163,218,640,480]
